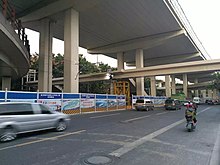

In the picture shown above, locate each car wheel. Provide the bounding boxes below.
[55,120,67,132]
[0,126,17,142]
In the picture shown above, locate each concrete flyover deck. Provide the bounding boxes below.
[8,0,217,94]
[13,0,209,66]
[27,59,220,87]
[0,12,29,83]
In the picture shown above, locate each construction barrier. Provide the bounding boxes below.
[0,90,126,114]
[132,95,167,108]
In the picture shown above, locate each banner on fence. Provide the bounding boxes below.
[117,95,126,109]
[37,93,62,111]
[0,91,126,114]
[132,95,167,107]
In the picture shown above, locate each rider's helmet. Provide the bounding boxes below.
[186,101,193,109]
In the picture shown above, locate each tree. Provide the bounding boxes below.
[29,53,115,93]
[30,53,39,70]
[79,55,115,93]
[53,53,64,78]
[211,72,220,92]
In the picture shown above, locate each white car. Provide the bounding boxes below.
[0,102,70,142]
[133,99,154,111]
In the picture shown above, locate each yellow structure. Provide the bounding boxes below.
[113,81,130,106]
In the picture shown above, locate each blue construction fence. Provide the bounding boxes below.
[0,90,126,114]
[132,95,167,108]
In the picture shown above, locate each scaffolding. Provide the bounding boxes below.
[113,81,130,106]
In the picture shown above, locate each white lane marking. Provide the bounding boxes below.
[149,139,210,156]
[122,115,151,123]
[90,113,120,119]
[0,130,86,151]
[86,132,139,139]
[198,107,211,114]
[97,140,128,146]
[209,124,220,165]
[156,112,168,115]
[110,107,211,158]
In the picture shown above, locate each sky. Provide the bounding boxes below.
[178,0,220,59]
[26,0,220,68]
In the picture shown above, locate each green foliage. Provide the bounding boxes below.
[171,93,186,101]
[210,72,220,91]
[79,55,115,93]
[79,55,99,74]
[30,53,39,70]
[29,53,115,93]
[53,53,64,78]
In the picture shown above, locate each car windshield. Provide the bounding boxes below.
[136,99,144,103]
[165,100,173,104]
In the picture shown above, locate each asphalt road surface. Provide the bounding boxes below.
[0,105,220,165]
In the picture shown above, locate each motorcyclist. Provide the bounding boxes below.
[185,101,197,124]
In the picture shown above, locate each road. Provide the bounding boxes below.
[0,105,220,165]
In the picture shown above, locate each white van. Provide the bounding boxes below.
[193,97,201,104]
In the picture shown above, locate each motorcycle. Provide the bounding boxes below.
[185,103,197,132]
[185,114,196,132]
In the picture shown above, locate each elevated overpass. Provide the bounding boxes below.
[8,0,212,94]
[27,59,220,87]
[0,0,30,90]
[2,0,218,96]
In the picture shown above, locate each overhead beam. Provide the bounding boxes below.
[27,59,220,86]
[20,0,75,22]
[113,59,220,79]
[126,52,201,67]
[88,29,185,54]
[157,81,212,90]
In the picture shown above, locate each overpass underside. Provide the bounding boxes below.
[0,1,30,90]
[8,0,218,97]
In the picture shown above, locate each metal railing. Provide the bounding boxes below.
[165,0,211,60]
[0,0,30,55]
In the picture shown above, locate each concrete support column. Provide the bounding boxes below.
[38,18,53,92]
[201,90,206,98]
[117,52,124,71]
[135,49,144,95]
[194,79,199,97]
[216,90,220,99]
[213,89,217,99]
[165,75,171,97]
[171,75,176,95]
[208,90,213,98]
[183,74,188,97]
[2,77,11,90]
[150,76,156,96]
[64,8,79,93]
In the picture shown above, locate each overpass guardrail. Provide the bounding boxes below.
[0,0,30,55]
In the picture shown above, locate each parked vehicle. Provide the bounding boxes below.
[133,99,154,111]
[193,97,205,104]
[164,98,181,110]
[206,99,214,105]
[0,102,70,142]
